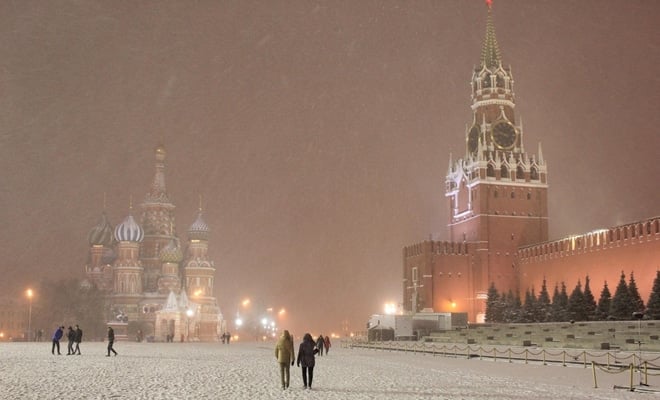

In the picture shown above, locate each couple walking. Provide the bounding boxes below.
[274,331,318,390]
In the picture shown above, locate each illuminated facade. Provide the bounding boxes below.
[84,145,223,341]
[402,5,660,322]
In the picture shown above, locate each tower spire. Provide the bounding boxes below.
[480,1,501,69]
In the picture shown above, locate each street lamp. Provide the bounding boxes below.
[26,289,33,342]
[186,308,194,342]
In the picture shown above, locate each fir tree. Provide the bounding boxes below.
[551,282,569,321]
[628,272,645,313]
[485,282,503,323]
[596,281,612,320]
[522,288,537,322]
[582,275,597,320]
[610,271,633,319]
[646,271,660,320]
[550,283,561,322]
[503,289,522,323]
[567,280,587,321]
[537,278,551,322]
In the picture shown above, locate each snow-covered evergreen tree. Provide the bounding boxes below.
[646,271,660,320]
[610,271,633,319]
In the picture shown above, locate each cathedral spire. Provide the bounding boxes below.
[480,1,502,69]
[145,144,170,204]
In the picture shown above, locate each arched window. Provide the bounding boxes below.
[501,166,509,178]
[516,165,524,180]
[530,167,539,180]
[482,75,491,88]
[487,164,495,177]
[527,192,531,200]
[496,74,505,88]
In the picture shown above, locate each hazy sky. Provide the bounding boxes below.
[1,1,658,335]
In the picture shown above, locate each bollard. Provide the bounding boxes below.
[629,363,634,391]
[592,361,598,388]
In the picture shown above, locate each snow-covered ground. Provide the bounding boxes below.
[0,340,656,399]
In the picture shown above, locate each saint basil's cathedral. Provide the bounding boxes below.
[84,145,223,341]
[402,4,659,323]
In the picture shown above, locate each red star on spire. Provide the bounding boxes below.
[486,0,493,8]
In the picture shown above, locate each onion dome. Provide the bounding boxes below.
[88,212,115,246]
[160,239,183,263]
[114,214,144,242]
[188,211,210,241]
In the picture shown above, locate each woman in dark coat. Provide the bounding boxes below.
[296,333,318,389]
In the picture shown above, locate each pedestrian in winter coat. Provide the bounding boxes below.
[66,326,76,355]
[324,335,331,355]
[274,330,295,389]
[107,327,117,356]
[73,325,83,355]
[51,326,64,355]
[297,333,318,389]
[316,334,325,356]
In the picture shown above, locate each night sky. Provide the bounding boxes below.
[1,1,658,335]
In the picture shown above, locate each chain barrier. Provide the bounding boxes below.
[347,339,660,370]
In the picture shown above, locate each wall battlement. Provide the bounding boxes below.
[403,240,470,258]
[518,216,659,263]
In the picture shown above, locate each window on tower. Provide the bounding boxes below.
[487,164,495,177]
[530,167,539,180]
[501,166,509,178]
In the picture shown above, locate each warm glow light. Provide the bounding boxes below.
[26,288,33,299]
[186,309,194,317]
[278,308,286,316]
[0,332,4,338]
[384,302,396,315]
[242,298,251,307]
[451,302,457,308]
[193,289,202,297]
[235,318,243,327]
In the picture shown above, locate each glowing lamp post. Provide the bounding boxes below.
[26,289,33,342]
[186,308,194,342]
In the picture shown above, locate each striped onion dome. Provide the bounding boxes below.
[188,211,210,241]
[88,212,115,246]
[160,239,183,263]
[114,214,144,242]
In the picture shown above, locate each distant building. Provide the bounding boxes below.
[0,298,27,341]
[85,145,223,341]
[402,5,659,322]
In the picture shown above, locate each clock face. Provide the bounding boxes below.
[467,125,480,154]
[491,121,516,149]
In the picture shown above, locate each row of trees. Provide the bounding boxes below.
[485,271,660,323]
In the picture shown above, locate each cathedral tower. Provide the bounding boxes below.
[112,209,145,321]
[183,208,221,341]
[140,145,177,292]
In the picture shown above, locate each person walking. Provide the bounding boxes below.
[73,325,83,355]
[275,330,295,390]
[51,326,64,355]
[296,333,318,390]
[106,326,118,357]
[324,335,331,355]
[66,326,75,355]
[316,334,325,356]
